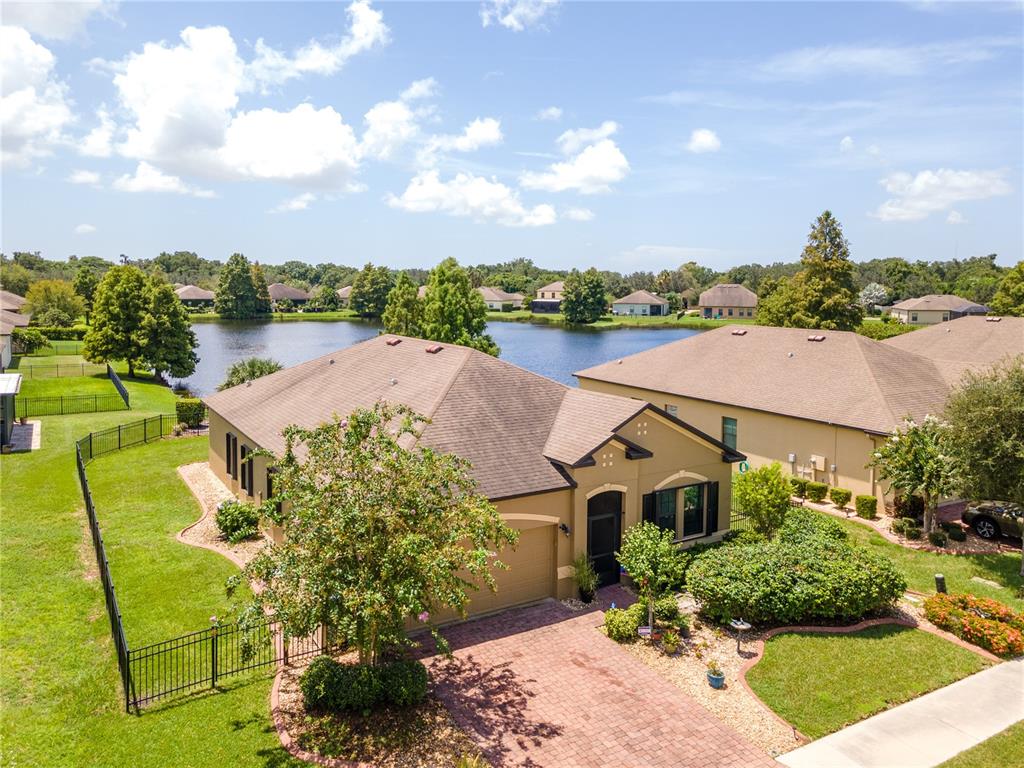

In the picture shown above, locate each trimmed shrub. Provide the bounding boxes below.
[378,658,429,707]
[687,537,906,625]
[891,518,909,535]
[175,397,206,428]
[299,656,428,712]
[299,656,340,710]
[805,481,828,503]
[722,528,765,546]
[778,507,848,546]
[948,527,967,542]
[11,327,50,355]
[904,525,922,540]
[789,477,808,498]
[855,495,878,520]
[26,325,88,340]
[829,488,852,509]
[893,493,925,520]
[215,499,261,543]
[654,595,681,623]
[927,530,948,547]
[605,602,647,643]
[924,593,1024,657]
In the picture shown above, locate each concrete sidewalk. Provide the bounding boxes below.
[778,658,1023,768]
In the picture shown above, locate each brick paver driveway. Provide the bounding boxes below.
[422,588,775,768]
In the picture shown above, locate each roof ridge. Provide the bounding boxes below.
[852,334,904,429]
[421,343,476,421]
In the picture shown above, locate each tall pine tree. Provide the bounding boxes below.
[141,279,199,379]
[382,272,424,336]
[215,253,258,319]
[561,268,607,324]
[422,258,498,356]
[350,263,394,318]
[251,263,273,315]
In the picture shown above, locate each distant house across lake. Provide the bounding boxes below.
[336,285,352,307]
[268,283,310,307]
[533,280,564,314]
[478,286,524,311]
[886,294,988,325]
[698,283,757,319]
[174,285,215,308]
[612,290,669,316]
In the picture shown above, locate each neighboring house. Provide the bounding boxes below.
[532,280,564,314]
[0,309,31,371]
[203,334,743,616]
[478,286,524,311]
[0,290,27,313]
[173,284,215,308]
[698,284,757,319]
[0,372,21,446]
[612,290,670,317]
[336,285,352,307]
[577,324,963,512]
[267,283,310,306]
[888,294,988,325]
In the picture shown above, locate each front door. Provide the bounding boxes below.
[587,491,623,586]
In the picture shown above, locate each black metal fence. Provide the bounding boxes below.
[17,393,127,418]
[75,416,336,712]
[107,364,130,408]
[729,510,753,533]
[14,362,106,378]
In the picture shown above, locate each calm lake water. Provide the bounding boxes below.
[181,320,700,395]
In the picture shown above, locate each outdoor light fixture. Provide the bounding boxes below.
[730,618,752,652]
[558,523,571,537]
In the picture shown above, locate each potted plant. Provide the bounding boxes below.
[706,658,725,689]
[662,628,680,655]
[572,552,598,604]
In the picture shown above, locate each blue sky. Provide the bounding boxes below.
[2,1,1021,271]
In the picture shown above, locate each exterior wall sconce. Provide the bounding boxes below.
[558,523,571,537]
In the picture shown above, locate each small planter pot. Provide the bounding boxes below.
[579,587,595,604]
[707,671,725,689]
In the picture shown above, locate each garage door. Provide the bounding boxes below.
[467,525,555,616]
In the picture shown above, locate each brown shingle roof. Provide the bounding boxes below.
[537,280,564,293]
[0,309,31,335]
[174,285,215,301]
[268,283,310,301]
[203,335,708,500]
[576,325,951,435]
[882,316,1024,384]
[890,294,986,312]
[614,290,669,306]
[698,283,758,308]
[0,290,27,311]
[478,286,518,303]
[336,285,352,299]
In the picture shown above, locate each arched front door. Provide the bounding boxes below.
[587,491,623,587]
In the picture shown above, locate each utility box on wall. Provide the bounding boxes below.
[809,454,826,472]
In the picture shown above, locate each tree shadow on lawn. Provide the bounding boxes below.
[429,654,563,768]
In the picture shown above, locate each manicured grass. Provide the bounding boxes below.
[821,511,1024,610]
[746,625,990,739]
[939,721,1024,767]
[18,373,118,398]
[0,374,297,766]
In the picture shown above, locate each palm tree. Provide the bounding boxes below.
[218,357,283,391]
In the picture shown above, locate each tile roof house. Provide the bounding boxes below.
[477,286,524,311]
[0,290,27,312]
[173,285,215,306]
[698,283,757,319]
[612,290,670,317]
[0,308,31,371]
[888,294,988,325]
[267,283,310,304]
[204,334,743,616]
[533,280,565,314]
[576,324,974,513]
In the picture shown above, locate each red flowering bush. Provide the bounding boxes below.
[924,593,1024,657]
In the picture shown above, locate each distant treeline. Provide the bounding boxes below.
[0,249,1010,307]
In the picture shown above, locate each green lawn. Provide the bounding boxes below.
[18,373,118,399]
[0,373,298,767]
[747,625,990,739]
[822,511,1024,610]
[939,721,1024,767]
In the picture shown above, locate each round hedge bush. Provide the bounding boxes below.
[299,655,429,712]
[687,539,906,625]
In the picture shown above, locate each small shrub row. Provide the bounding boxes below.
[924,593,1024,657]
[805,481,828,503]
[215,499,261,543]
[24,325,89,340]
[789,477,808,498]
[948,527,967,542]
[893,493,925,519]
[927,530,948,547]
[175,397,206,428]
[299,656,428,712]
[855,495,878,520]
[829,487,852,509]
[604,602,647,643]
[778,507,848,546]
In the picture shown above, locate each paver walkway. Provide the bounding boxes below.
[778,657,1024,768]
[421,588,775,768]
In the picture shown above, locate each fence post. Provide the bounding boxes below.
[118,424,122,449]
[211,625,218,689]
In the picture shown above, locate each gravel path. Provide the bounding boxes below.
[177,462,268,568]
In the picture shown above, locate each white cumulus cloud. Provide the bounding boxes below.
[873,169,1011,222]
[68,169,101,185]
[359,78,437,162]
[419,117,503,165]
[535,106,562,121]
[839,135,855,153]
[113,161,214,197]
[947,210,966,224]
[1,25,74,168]
[74,223,97,234]
[269,192,316,213]
[387,170,556,227]
[686,128,721,154]
[2,1,115,41]
[519,138,629,194]
[481,0,559,32]
[564,207,594,221]
[556,120,618,155]
[79,107,116,157]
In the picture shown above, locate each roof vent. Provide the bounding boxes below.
[806,334,826,342]
[731,329,747,336]
[986,317,1002,322]
[385,337,402,346]
[390,377,398,386]
[787,352,795,358]
[329,358,335,364]
[425,344,443,354]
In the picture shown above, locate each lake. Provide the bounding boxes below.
[181,320,700,395]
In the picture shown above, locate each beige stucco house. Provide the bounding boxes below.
[612,290,670,317]
[267,283,310,306]
[478,286,524,311]
[203,334,743,618]
[174,284,215,308]
[335,285,352,307]
[698,284,757,319]
[533,280,565,314]
[887,294,988,325]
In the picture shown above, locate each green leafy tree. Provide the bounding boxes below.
[989,261,1024,316]
[230,402,518,664]
[858,282,889,310]
[250,263,272,315]
[310,284,341,311]
[83,266,150,376]
[0,260,32,296]
[561,268,607,324]
[944,358,1024,573]
[422,258,499,355]
[733,462,792,539]
[24,279,85,324]
[141,279,198,379]
[11,327,49,355]
[218,357,283,390]
[616,522,686,633]
[350,263,395,318]
[868,415,959,533]
[215,253,258,319]
[382,271,424,337]
[73,266,99,323]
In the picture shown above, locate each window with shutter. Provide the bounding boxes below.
[240,445,250,494]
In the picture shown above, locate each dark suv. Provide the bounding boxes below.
[961,501,1023,540]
